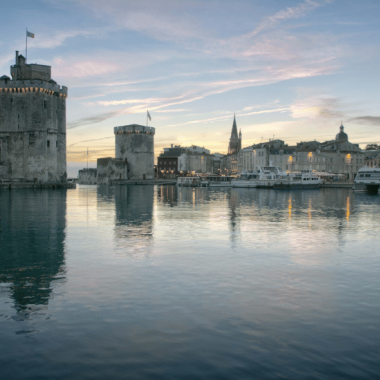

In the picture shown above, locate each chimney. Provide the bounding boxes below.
[15,51,19,65]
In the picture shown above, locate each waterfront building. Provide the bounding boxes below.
[237,125,364,180]
[292,125,364,179]
[78,124,154,183]
[115,124,155,180]
[78,168,97,184]
[364,149,380,168]
[157,145,212,178]
[237,139,287,172]
[0,51,68,182]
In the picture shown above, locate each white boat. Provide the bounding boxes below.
[353,166,380,193]
[255,166,288,188]
[177,177,202,187]
[206,175,233,187]
[232,172,260,188]
[274,170,322,190]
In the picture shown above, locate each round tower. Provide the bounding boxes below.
[114,124,155,180]
[0,51,68,182]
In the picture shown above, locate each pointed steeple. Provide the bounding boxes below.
[230,113,238,139]
[239,128,242,139]
[228,114,241,155]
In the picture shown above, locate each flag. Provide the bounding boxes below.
[27,31,35,38]
[147,110,151,121]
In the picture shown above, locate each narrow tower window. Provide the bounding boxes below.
[47,140,50,148]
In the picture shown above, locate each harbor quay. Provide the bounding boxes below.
[0,50,378,190]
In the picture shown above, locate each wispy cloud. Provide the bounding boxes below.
[290,97,345,119]
[53,58,120,78]
[165,107,289,128]
[68,136,114,147]
[67,111,122,129]
[349,116,380,126]
[30,29,97,49]
[245,0,330,38]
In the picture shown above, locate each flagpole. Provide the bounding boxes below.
[146,112,148,127]
[26,28,27,63]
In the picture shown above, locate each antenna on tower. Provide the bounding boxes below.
[87,147,89,169]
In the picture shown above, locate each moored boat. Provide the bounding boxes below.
[274,170,322,190]
[232,172,259,188]
[206,175,233,187]
[177,177,202,187]
[353,166,380,193]
[255,166,288,188]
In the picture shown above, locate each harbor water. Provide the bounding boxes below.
[1,185,380,379]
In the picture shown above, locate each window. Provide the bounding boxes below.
[56,141,58,147]
[47,140,50,148]
[44,100,47,109]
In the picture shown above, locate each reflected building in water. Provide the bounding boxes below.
[0,190,66,313]
[112,186,154,256]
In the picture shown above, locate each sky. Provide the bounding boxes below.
[1,0,380,177]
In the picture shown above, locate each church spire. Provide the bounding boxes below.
[228,114,241,155]
[230,113,238,139]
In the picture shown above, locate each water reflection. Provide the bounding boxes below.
[0,190,66,314]
[112,186,154,256]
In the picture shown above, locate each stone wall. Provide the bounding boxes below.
[78,168,97,184]
[115,125,155,180]
[0,55,67,183]
[97,157,128,184]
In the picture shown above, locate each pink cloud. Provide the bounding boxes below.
[52,58,120,78]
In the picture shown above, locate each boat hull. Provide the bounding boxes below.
[353,182,380,193]
[232,181,257,188]
[209,182,232,187]
[274,182,321,190]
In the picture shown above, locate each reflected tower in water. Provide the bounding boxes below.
[0,190,66,313]
[113,186,154,255]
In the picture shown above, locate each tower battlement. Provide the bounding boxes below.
[0,79,68,97]
[114,124,155,135]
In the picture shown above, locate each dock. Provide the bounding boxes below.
[0,181,76,189]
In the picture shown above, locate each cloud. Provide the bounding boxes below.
[165,107,289,128]
[67,111,122,129]
[53,58,120,78]
[68,136,114,147]
[349,116,380,126]
[290,97,344,119]
[244,0,329,39]
[30,30,97,49]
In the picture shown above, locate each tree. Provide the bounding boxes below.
[365,144,380,150]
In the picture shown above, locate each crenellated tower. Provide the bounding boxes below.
[0,51,68,182]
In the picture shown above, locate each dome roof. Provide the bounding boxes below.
[336,124,348,142]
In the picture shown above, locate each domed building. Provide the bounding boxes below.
[335,124,348,143]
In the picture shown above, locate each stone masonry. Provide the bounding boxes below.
[0,51,68,182]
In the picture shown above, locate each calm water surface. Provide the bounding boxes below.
[1,185,380,379]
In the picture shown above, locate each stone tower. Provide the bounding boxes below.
[228,114,241,154]
[0,51,68,182]
[114,124,155,180]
